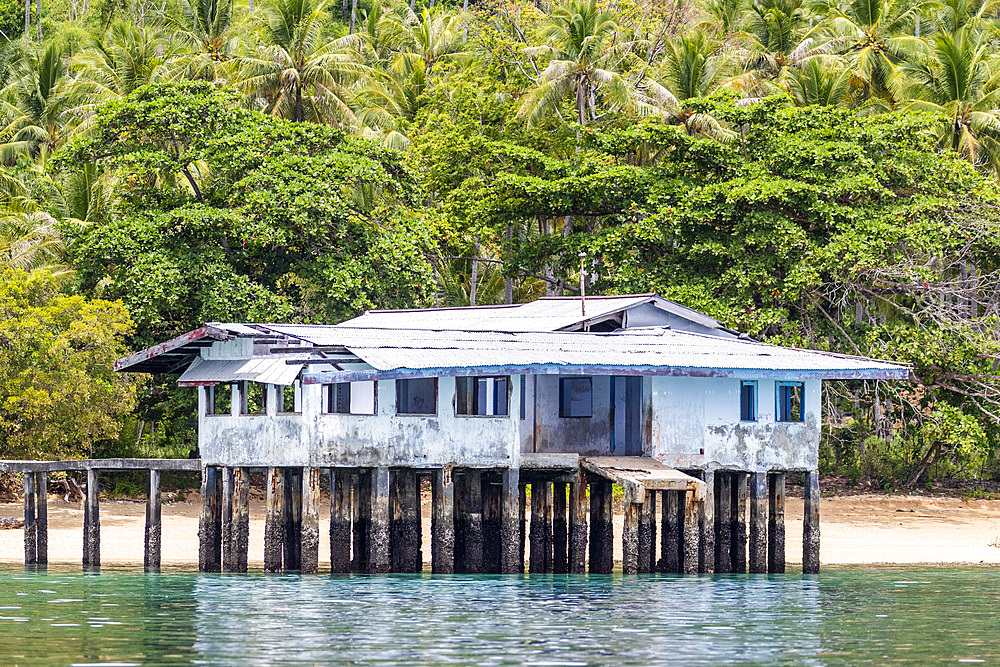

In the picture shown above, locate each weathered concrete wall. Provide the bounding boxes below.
[649,377,820,472]
[531,375,614,456]
[200,375,522,468]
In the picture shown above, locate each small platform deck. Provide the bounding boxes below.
[581,456,706,502]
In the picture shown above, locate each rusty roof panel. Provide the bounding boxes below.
[176,358,304,386]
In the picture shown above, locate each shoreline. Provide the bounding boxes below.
[0,493,998,567]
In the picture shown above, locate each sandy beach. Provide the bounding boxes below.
[1,491,999,567]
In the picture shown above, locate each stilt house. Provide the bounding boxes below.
[114,295,909,575]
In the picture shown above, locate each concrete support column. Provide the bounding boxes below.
[552,482,568,574]
[699,470,715,574]
[749,472,768,574]
[482,476,501,574]
[35,473,47,566]
[264,467,284,573]
[529,481,552,573]
[431,466,455,574]
[500,468,520,574]
[390,469,421,573]
[715,473,732,573]
[622,501,640,575]
[660,491,680,573]
[588,479,613,574]
[23,472,36,567]
[638,492,655,574]
[518,484,527,574]
[330,468,352,574]
[368,466,390,574]
[301,467,320,574]
[462,470,484,574]
[199,466,222,573]
[353,471,371,572]
[221,468,234,572]
[233,467,250,573]
[682,492,701,574]
[768,472,786,574]
[568,472,588,574]
[144,469,161,571]
[83,469,101,569]
[283,467,302,571]
[803,470,820,574]
[731,472,748,574]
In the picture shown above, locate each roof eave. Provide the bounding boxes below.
[114,325,233,373]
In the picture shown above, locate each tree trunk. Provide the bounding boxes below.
[470,241,479,307]
[24,0,29,38]
[504,223,513,304]
[350,0,357,34]
[906,441,943,488]
[295,84,303,122]
[35,0,40,40]
[342,0,348,20]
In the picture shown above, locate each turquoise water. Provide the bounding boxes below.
[0,567,996,664]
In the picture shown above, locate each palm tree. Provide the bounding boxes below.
[75,22,179,103]
[236,0,372,125]
[3,42,80,156]
[780,55,853,105]
[353,56,424,149]
[395,6,466,73]
[903,26,1000,173]
[744,0,825,78]
[168,0,242,80]
[517,0,649,126]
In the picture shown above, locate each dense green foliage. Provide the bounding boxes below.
[2,0,1000,485]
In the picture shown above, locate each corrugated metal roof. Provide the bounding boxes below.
[338,295,677,333]
[177,358,303,386]
[261,325,910,381]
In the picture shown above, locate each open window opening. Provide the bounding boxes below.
[396,378,437,416]
[776,382,804,422]
[559,377,593,418]
[457,376,509,417]
[280,381,302,414]
[210,384,232,415]
[740,381,758,422]
[240,381,266,415]
[324,381,377,415]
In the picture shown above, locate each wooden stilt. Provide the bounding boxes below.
[35,473,46,566]
[768,472,786,574]
[699,470,714,574]
[84,469,100,568]
[283,468,302,571]
[803,470,820,574]
[144,469,161,571]
[588,479,613,574]
[568,472,588,574]
[301,467,320,574]
[331,468,352,574]
[263,467,284,573]
[661,490,680,573]
[731,472,748,574]
[552,482,568,574]
[518,483,527,574]
[353,471,371,572]
[749,472,768,574]
[368,466,390,573]
[623,501,640,575]
[234,468,249,573]
[500,467,520,574]
[221,468,234,572]
[23,472,36,566]
[482,476,501,574]
[199,466,222,572]
[715,473,731,573]
[463,470,484,574]
[431,466,455,574]
[682,492,700,574]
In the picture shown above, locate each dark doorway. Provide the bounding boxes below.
[611,376,643,456]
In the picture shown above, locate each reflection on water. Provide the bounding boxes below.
[0,567,995,664]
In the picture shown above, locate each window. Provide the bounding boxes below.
[457,376,509,416]
[211,384,232,415]
[776,382,804,422]
[240,381,266,415]
[277,381,302,414]
[559,377,593,418]
[325,381,376,415]
[740,381,758,422]
[397,378,437,415]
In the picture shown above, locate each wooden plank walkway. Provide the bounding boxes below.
[0,459,202,473]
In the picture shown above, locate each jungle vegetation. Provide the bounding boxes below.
[2,0,1000,487]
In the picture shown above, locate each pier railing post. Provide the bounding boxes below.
[331,468,352,574]
[768,472,785,574]
[301,467,320,574]
[264,467,284,573]
[568,470,588,574]
[83,468,100,569]
[803,470,820,574]
[23,472,36,567]
[552,482,568,574]
[715,473,731,573]
[500,467,520,574]
[749,472,768,574]
[699,471,714,574]
[144,469,161,571]
[431,466,455,574]
[368,466,390,573]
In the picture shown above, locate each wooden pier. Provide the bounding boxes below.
[0,456,816,575]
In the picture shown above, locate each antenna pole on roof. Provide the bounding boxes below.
[579,251,587,316]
